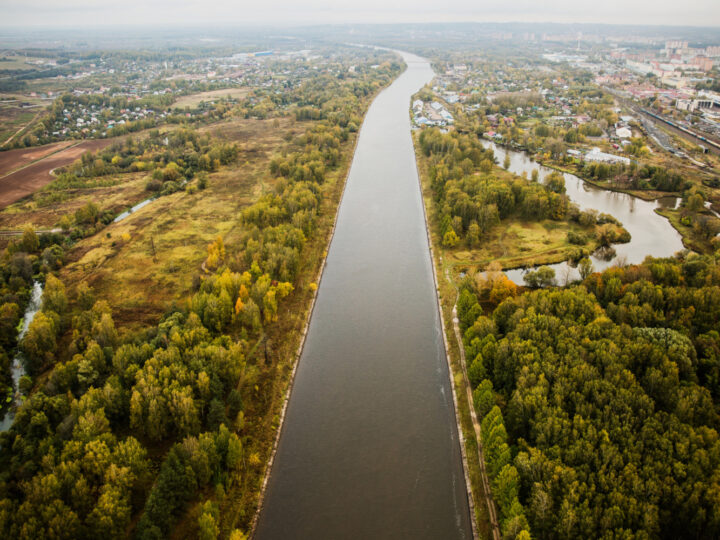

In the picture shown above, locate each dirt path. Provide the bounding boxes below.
[0,140,75,178]
[445,266,502,540]
[0,228,62,236]
[0,139,111,209]
[2,107,45,148]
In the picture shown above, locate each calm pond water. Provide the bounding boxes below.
[482,142,685,284]
[254,52,473,539]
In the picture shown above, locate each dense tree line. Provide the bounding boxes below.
[418,128,629,251]
[581,160,690,193]
[459,254,720,539]
[239,54,401,125]
[60,128,237,191]
[0,230,69,404]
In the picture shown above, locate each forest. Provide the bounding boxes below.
[418,128,630,260]
[459,254,720,539]
[0,52,403,538]
[58,128,238,197]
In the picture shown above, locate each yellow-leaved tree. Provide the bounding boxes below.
[205,236,226,270]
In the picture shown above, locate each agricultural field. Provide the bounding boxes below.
[0,96,47,146]
[0,138,112,209]
[0,55,49,71]
[0,139,73,177]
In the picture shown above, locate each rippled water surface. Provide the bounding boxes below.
[254,52,472,540]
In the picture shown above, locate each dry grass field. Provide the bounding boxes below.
[60,116,300,332]
[445,219,585,272]
[172,88,250,109]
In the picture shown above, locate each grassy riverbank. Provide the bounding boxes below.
[655,207,719,254]
[414,134,496,539]
[443,217,615,274]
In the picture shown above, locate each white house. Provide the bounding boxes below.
[585,147,630,165]
[616,127,632,139]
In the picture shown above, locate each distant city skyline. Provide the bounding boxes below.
[1,0,719,29]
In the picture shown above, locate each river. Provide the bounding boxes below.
[254,52,473,539]
[482,142,686,284]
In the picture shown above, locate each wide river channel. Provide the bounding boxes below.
[254,52,473,539]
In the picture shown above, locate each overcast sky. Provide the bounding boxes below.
[1,0,719,28]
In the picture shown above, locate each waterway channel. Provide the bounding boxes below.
[254,52,473,539]
[482,142,686,284]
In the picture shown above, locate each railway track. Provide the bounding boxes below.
[640,108,720,155]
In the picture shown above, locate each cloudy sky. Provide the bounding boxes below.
[1,0,719,28]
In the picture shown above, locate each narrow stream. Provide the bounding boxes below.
[113,197,155,223]
[1,190,164,431]
[0,280,43,432]
[482,142,686,284]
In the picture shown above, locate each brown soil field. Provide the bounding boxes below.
[0,140,74,177]
[0,172,150,234]
[0,139,111,208]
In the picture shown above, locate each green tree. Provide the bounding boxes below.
[20,227,39,253]
[43,274,68,315]
[578,257,594,280]
[443,229,459,248]
[523,266,556,288]
[20,311,58,375]
[198,501,219,540]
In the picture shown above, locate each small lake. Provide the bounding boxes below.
[482,142,686,285]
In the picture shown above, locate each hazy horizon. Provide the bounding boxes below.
[1,0,719,29]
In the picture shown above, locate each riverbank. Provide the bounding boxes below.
[413,135,497,540]
[441,219,626,275]
[488,142,720,255]
[487,139,680,202]
[654,207,718,254]
[536,158,677,201]
[253,51,473,540]
[418,137,629,278]
[245,78,371,535]
[480,139,684,284]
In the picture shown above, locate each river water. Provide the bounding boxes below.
[0,280,43,432]
[254,52,473,539]
[482,142,685,284]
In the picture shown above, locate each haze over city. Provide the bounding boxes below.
[1,0,719,27]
